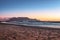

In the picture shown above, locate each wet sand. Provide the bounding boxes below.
[0,23,60,40]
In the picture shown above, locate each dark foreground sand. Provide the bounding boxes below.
[0,23,60,40]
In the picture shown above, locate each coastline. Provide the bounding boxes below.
[0,22,60,30]
[0,23,60,40]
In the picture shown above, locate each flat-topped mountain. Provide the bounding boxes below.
[6,17,40,22]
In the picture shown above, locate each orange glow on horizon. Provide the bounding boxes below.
[35,17,60,21]
[29,16,60,21]
[0,15,60,21]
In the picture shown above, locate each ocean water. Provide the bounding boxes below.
[1,22,60,28]
[19,22,60,28]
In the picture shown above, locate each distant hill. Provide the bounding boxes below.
[6,17,40,22]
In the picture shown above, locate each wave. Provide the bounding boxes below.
[1,22,60,28]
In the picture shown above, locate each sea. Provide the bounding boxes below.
[1,22,60,28]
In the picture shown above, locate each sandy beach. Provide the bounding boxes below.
[0,23,60,40]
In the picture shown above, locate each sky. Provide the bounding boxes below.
[0,0,60,21]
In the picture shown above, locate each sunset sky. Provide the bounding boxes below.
[0,0,60,21]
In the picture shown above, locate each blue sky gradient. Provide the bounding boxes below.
[0,0,60,21]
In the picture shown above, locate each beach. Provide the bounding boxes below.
[0,23,60,40]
